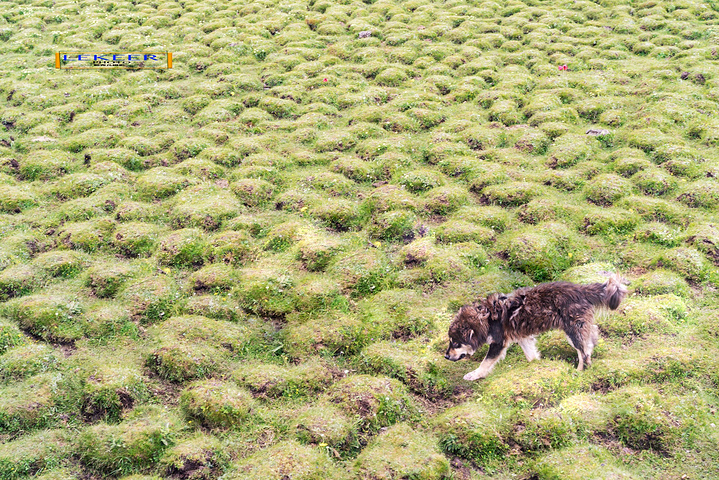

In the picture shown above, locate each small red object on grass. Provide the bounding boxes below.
[558,65,568,71]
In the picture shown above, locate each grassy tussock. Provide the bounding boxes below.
[1,0,719,477]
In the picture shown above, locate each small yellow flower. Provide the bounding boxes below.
[319,443,328,447]
[300,206,308,212]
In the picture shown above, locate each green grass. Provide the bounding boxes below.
[0,0,719,478]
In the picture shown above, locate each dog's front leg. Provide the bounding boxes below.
[518,336,540,362]
[463,342,509,381]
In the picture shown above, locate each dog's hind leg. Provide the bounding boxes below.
[584,324,600,367]
[565,320,593,370]
[518,336,540,362]
[463,342,509,381]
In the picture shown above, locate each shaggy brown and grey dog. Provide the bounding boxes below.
[445,273,627,381]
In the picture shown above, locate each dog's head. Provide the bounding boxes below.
[445,304,489,361]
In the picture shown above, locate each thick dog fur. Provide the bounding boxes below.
[445,273,627,381]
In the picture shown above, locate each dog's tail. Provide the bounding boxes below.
[589,273,627,310]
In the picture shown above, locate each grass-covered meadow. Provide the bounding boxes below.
[1,0,719,477]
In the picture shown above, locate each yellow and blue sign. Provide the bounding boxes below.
[55,52,172,69]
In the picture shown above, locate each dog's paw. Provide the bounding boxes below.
[463,371,484,381]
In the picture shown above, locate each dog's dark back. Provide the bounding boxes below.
[500,274,627,338]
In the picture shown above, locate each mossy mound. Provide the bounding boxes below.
[353,423,450,480]
[82,301,136,340]
[423,185,471,215]
[546,134,596,168]
[452,205,515,232]
[581,207,640,236]
[233,267,298,317]
[617,196,693,226]
[686,223,719,265]
[156,228,210,268]
[329,248,394,297]
[676,180,719,209]
[0,263,46,301]
[146,315,251,382]
[512,407,578,453]
[533,444,639,480]
[295,234,343,272]
[397,168,447,193]
[631,168,678,196]
[517,197,580,225]
[481,360,584,407]
[310,199,365,232]
[189,263,238,293]
[358,341,450,397]
[605,385,682,452]
[182,294,243,322]
[559,262,617,285]
[612,154,652,178]
[32,250,89,278]
[170,184,243,230]
[208,230,254,266]
[234,358,334,398]
[231,178,275,207]
[179,379,255,429]
[367,210,418,242]
[600,295,687,337]
[433,402,513,465]
[57,218,116,253]
[263,221,313,252]
[118,274,180,324]
[0,294,85,343]
[634,222,684,247]
[653,247,713,283]
[589,342,709,390]
[555,394,613,438]
[0,373,58,433]
[357,289,435,341]
[632,269,691,297]
[64,128,123,153]
[281,312,366,359]
[0,429,70,479]
[293,401,358,448]
[435,219,495,245]
[221,440,349,480]
[362,185,418,214]
[80,363,150,423]
[0,317,28,355]
[17,150,78,181]
[0,342,58,382]
[498,223,585,282]
[583,174,634,206]
[49,172,115,200]
[84,261,136,298]
[625,128,669,153]
[114,200,161,223]
[326,374,417,432]
[76,405,181,476]
[160,432,229,480]
[136,167,197,201]
[481,181,547,207]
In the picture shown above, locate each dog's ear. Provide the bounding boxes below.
[464,327,480,348]
[509,294,525,310]
[505,294,524,328]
